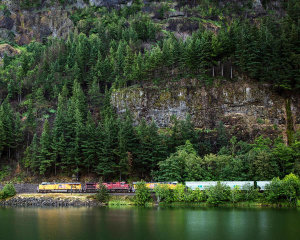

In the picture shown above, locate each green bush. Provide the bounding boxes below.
[173,184,186,202]
[134,181,151,206]
[241,183,259,201]
[281,173,300,206]
[95,182,110,203]
[206,182,231,205]
[230,186,243,203]
[186,188,207,202]
[264,173,300,206]
[0,183,16,199]
[265,177,285,203]
[154,184,174,203]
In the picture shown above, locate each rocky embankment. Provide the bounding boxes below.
[0,194,102,207]
[0,184,38,193]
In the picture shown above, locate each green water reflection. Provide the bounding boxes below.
[0,207,299,240]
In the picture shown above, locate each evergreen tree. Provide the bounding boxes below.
[88,77,101,107]
[0,118,6,157]
[82,111,99,174]
[39,119,53,175]
[96,114,119,179]
[26,134,40,172]
[118,112,139,178]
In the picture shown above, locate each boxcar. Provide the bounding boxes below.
[38,182,82,193]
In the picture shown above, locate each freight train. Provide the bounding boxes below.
[37,181,271,193]
[37,182,178,193]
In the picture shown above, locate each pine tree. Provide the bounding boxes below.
[82,111,99,174]
[72,80,87,121]
[0,118,6,157]
[123,45,134,85]
[39,119,53,175]
[0,99,17,158]
[75,33,90,83]
[27,134,40,172]
[88,77,101,107]
[24,98,36,146]
[136,120,168,178]
[96,114,119,179]
[118,112,139,178]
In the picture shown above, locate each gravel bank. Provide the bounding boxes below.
[0,194,103,207]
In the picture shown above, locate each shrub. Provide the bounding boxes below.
[281,173,300,206]
[264,173,300,206]
[134,181,151,206]
[154,184,174,203]
[264,177,285,204]
[230,186,243,203]
[0,183,16,199]
[173,184,186,202]
[95,182,109,203]
[206,182,231,205]
[186,188,206,202]
[241,183,259,201]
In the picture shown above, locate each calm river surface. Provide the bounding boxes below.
[0,207,299,240]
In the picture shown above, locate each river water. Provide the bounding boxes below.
[0,207,299,240]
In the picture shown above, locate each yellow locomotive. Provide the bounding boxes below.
[38,182,82,193]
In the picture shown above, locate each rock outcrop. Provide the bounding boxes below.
[0,43,21,59]
[111,79,300,141]
[0,0,284,45]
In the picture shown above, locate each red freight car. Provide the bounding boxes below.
[84,182,131,193]
[103,182,131,192]
[85,183,98,193]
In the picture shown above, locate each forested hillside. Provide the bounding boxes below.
[0,0,299,182]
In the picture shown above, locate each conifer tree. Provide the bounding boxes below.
[26,134,40,172]
[96,114,119,179]
[82,111,99,174]
[39,119,53,175]
[88,77,101,107]
[0,118,6,157]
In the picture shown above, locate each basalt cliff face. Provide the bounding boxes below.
[111,79,300,141]
[0,0,280,45]
[0,0,132,45]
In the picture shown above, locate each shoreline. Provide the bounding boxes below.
[0,193,103,207]
[1,194,299,209]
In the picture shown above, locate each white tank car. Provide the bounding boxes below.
[185,181,255,190]
[256,181,271,191]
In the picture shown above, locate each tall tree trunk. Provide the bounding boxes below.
[221,64,224,77]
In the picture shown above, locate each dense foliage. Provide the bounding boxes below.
[134,181,151,205]
[156,136,300,182]
[95,181,110,203]
[0,1,299,181]
[153,174,300,206]
[0,183,16,199]
[265,173,300,206]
